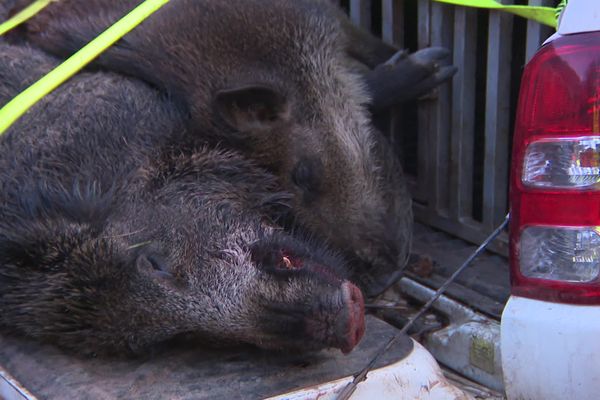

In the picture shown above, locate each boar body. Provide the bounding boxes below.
[0,44,364,355]
[10,0,413,296]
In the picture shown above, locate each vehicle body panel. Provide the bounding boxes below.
[502,296,600,400]
[503,1,600,398]
[268,340,471,400]
[558,0,600,36]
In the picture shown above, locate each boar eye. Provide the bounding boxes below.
[282,256,293,269]
[291,158,322,199]
[278,255,303,270]
[136,253,174,280]
[251,243,304,272]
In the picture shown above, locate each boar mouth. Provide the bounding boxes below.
[318,281,365,354]
[251,235,365,352]
[261,281,365,354]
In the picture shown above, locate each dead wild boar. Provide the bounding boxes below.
[9,0,414,296]
[0,44,365,355]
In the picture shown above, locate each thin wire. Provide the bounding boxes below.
[336,213,510,400]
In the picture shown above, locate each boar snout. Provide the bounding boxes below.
[305,281,365,354]
[251,237,365,353]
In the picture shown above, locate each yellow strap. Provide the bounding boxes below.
[433,0,557,28]
[0,0,170,135]
[0,0,556,135]
[0,0,53,36]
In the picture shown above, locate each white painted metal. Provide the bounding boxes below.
[399,278,504,392]
[501,296,600,400]
[267,339,472,400]
[0,368,36,400]
[546,0,600,45]
[558,0,600,36]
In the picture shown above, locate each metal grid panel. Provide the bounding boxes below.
[346,0,555,254]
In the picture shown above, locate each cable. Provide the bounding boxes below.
[336,213,510,400]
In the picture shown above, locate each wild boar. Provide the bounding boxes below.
[9,0,414,296]
[0,44,364,355]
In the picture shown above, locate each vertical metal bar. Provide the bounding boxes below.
[417,0,432,205]
[525,0,555,62]
[483,9,513,228]
[449,7,477,221]
[350,0,372,30]
[381,0,404,46]
[382,0,406,194]
[428,1,454,217]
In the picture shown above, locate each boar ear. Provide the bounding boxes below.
[136,253,174,281]
[215,85,289,132]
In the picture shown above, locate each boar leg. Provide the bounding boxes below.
[339,14,398,69]
[339,15,456,111]
[365,47,458,113]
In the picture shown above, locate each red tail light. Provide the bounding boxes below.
[510,32,600,304]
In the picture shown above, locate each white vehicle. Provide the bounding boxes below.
[502,0,600,399]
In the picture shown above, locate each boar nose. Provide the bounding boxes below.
[306,281,365,354]
[335,281,366,354]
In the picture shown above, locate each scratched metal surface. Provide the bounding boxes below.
[0,316,412,400]
[409,222,510,319]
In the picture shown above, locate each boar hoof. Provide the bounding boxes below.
[366,46,457,112]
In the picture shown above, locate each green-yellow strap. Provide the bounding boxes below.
[555,0,568,19]
[0,0,558,135]
[433,0,557,28]
[0,0,53,36]
[0,0,170,135]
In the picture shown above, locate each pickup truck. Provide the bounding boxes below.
[390,1,600,399]
[1,0,599,399]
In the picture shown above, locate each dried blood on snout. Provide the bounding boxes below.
[304,281,365,354]
[340,282,366,354]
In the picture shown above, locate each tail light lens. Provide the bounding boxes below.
[511,32,600,304]
[520,226,600,282]
[522,137,600,188]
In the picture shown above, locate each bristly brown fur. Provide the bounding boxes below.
[8,0,413,296]
[0,43,368,355]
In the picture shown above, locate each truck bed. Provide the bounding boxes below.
[0,316,413,400]
[409,222,510,319]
